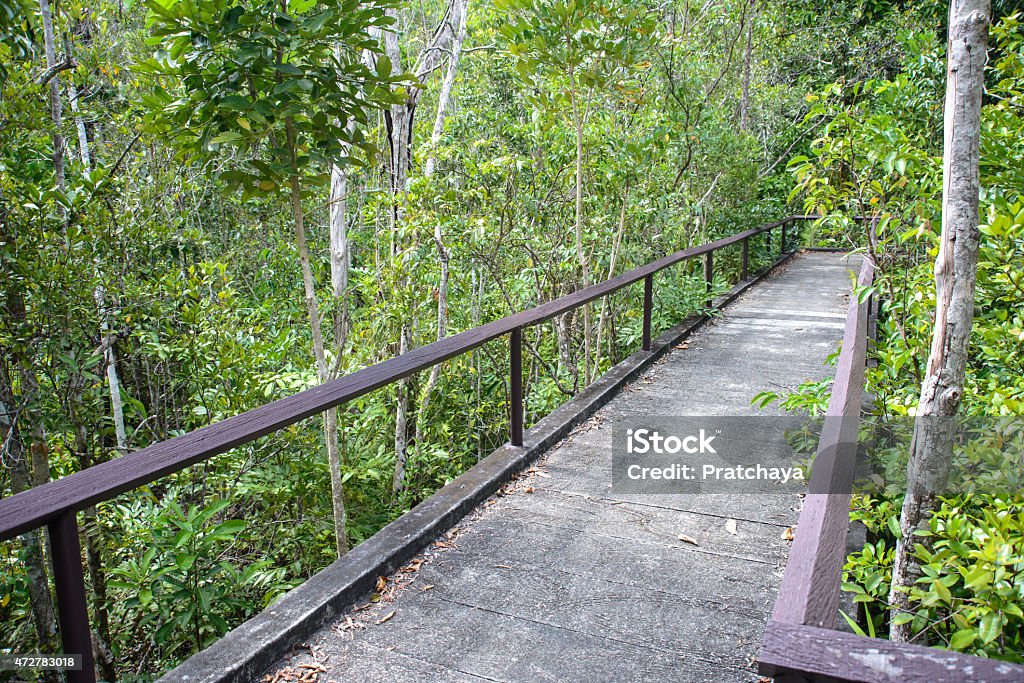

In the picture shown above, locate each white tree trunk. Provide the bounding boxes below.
[94,287,128,452]
[39,0,65,192]
[888,0,989,642]
[423,0,468,178]
[415,0,466,447]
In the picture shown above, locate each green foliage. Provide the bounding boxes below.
[108,497,297,664]
[9,0,1019,677]
[140,0,406,194]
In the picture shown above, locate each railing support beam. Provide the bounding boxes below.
[510,327,523,447]
[48,511,95,683]
[642,274,653,351]
[704,251,714,308]
[741,237,749,280]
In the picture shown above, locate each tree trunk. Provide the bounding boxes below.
[423,0,468,178]
[328,135,353,354]
[286,118,348,557]
[392,326,412,494]
[1,380,58,670]
[95,287,128,452]
[740,0,755,132]
[379,0,463,493]
[568,73,592,387]
[593,182,629,379]
[888,0,990,643]
[39,0,65,192]
[414,0,466,446]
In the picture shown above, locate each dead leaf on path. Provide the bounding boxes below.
[375,610,396,625]
[375,576,387,592]
[493,564,512,569]
[421,584,434,591]
[535,471,551,478]
[524,486,535,493]
[781,526,794,541]
[678,533,699,546]
[675,341,690,350]
[725,518,737,535]
[401,558,424,573]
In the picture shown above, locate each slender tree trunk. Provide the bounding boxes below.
[1,374,58,669]
[423,0,468,178]
[740,0,755,131]
[415,0,466,446]
[39,0,65,192]
[94,287,128,452]
[377,0,463,493]
[392,326,411,494]
[568,76,592,387]
[286,119,347,557]
[888,0,990,643]
[593,182,629,379]
[328,141,353,354]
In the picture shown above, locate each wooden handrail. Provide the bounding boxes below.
[0,217,793,541]
[771,256,875,628]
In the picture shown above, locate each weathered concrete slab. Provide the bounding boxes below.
[249,252,859,683]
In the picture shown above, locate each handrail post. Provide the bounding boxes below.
[642,274,653,351]
[510,327,523,447]
[781,219,788,255]
[48,511,96,683]
[704,251,713,308]
[741,237,749,280]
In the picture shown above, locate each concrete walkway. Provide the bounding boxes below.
[259,252,859,683]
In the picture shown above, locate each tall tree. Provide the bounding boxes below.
[888,0,991,642]
[143,0,404,556]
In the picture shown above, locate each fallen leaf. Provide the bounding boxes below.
[781,526,794,541]
[725,518,737,535]
[524,486,535,493]
[535,471,551,478]
[493,564,512,569]
[678,533,699,546]
[376,610,397,625]
[421,584,434,591]
[375,576,387,591]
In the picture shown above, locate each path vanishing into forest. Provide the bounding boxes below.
[254,252,861,683]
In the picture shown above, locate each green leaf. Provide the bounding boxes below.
[175,553,197,571]
[949,629,977,650]
[978,613,1002,644]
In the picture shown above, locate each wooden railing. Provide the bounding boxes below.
[0,216,806,683]
[759,258,1024,682]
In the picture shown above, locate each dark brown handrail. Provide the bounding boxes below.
[0,218,793,541]
[771,257,875,628]
[1,216,803,683]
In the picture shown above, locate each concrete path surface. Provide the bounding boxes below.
[258,252,860,683]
